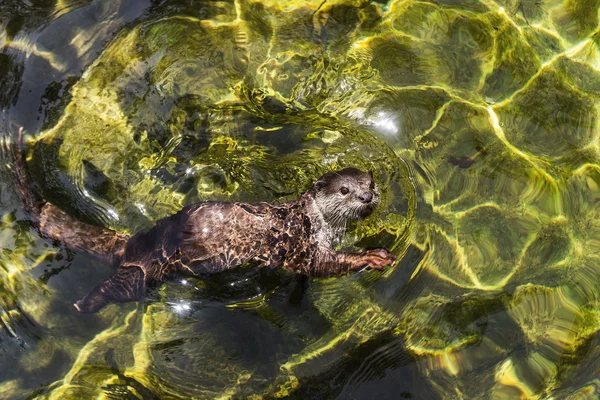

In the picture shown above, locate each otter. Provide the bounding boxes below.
[12,129,396,313]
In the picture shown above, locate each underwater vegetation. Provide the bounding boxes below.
[1,0,600,398]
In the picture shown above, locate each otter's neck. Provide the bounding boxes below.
[299,192,346,247]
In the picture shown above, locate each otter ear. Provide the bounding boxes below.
[313,179,327,191]
[368,170,374,179]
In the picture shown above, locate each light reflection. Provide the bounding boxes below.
[80,181,121,221]
[172,301,192,315]
[229,277,251,287]
[106,208,119,221]
[367,110,400,136]
[347,107,366,120]
[345,107,401,136]
[136,202,147,214]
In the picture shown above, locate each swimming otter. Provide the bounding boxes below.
[13,129,395,313]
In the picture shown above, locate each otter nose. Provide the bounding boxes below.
[358,192,373,203]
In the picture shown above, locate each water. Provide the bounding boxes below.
[1,0,600,398]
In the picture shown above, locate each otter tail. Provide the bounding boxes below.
[12,128,129,264]
[13,127,45,223]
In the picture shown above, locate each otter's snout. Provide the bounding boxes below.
[358,192,373,203]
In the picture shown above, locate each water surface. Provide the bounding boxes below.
[1,0,600,398]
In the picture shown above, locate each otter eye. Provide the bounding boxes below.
[340,186,349,195]
[369,181,375,190]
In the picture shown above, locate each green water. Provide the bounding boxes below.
[1,0,600,398]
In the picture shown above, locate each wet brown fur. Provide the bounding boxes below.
[13,128,129,265]
[13,130,395,313]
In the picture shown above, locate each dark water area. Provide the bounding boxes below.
[1,0,600,398]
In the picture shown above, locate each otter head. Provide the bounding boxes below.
[311,167,380,228]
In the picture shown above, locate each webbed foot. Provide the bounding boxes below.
[357,248,396,271]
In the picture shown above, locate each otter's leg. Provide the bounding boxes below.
[74,266,145,313]
[308,248,396,277]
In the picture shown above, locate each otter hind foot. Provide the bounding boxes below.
[74,265,145,313]
[359,248,396,271]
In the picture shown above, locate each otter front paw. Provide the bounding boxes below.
[358,248,396,270]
